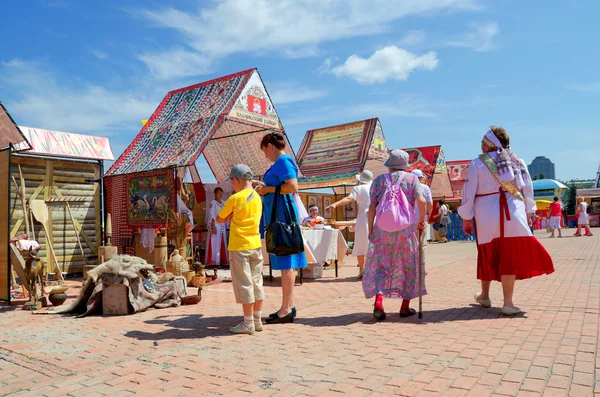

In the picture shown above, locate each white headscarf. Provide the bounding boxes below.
[483,130,531,188]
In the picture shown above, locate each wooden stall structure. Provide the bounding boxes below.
[1,103,31,301]
[0,148,12,301]
[4,124,114,288]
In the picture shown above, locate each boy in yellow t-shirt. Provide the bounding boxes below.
[216,164,264,335]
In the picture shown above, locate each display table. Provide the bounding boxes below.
[330,220,356,231]
[301,229,348,277]
[261,228,349,281]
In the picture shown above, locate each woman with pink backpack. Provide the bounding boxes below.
[362,149,427,320]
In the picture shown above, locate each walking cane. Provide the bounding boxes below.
[418,226,425,319]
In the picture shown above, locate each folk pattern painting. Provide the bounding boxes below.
[127,168,176,227]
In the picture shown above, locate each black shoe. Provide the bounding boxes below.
[269,306,296,319]
[265,311,294,324]
[399,308,416,318]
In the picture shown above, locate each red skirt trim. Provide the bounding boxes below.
[477,236,554,281]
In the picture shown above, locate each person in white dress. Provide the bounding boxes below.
[574,196,593,236]
[458,127,554,316]
[411,169,432,260]
[326,170,373,279]
[206,187,228,266]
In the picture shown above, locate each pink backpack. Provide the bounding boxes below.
[376,173,415,233]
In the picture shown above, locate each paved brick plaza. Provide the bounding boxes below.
[1,231,598,397]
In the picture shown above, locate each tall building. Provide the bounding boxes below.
[528,156,555,180]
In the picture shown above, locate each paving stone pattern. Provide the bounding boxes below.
[1,231,598,396]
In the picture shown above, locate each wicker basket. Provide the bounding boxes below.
[182,271,195,285]
[190,275,206,288]
[165,250,189,276]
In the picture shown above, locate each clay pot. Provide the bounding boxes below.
[48,292,67,306]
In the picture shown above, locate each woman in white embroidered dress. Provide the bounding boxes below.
[206,187,228,266]
[326,170,373,279]
[458,127,554,316]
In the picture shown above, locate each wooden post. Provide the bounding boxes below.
[43,161,60,281]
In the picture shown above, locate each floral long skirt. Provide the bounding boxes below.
[362,224,427,300]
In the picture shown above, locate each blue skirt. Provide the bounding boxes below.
[261,193,308,270]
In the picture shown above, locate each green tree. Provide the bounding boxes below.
[539,172,546,179]
[566,183,577,214]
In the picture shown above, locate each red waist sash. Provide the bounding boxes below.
[475,188,511,238]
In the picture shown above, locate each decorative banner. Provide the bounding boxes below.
[15,126,114,160]
[127,168,176,227]
[227,70,281,130]
[368,120,388,160]
[0,103,29,150]
[447,160,471,201]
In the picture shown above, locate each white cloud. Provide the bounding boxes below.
[445,21,499,52]
[565,82,600,92]
[282,46,320,59]
[0,59,157,134]
[138,47,212,81]
[318,57,338,75]
[328,46,439,84]
[269,84,327,105]
[90,49,108,60]
[136,0,480,79]
[398,30,427,47]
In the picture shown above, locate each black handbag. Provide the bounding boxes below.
[265,186,305,256]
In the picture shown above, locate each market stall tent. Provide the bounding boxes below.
[370,145,453,199]
[105,68,298,255]
[532,179,568,201]
[296,118,388,192]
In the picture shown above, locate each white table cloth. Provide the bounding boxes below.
[261,229,348,265]
[301,229,348,265]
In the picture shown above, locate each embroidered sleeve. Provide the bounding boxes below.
[458,160,478,220]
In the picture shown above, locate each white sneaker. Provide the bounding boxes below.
[254,319,264,332]
[229,321,255,335]
[474,294,492,308]
[501,306,521,316]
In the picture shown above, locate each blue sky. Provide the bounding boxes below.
[1,0,598,182]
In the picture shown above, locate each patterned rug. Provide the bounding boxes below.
[297,118,386,189]
[107,68,297,183]
[104,174,134,256]
[107,69,255,176]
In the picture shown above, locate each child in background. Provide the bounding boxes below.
[216,164,264,334]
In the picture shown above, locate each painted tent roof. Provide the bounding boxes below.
[14,126,114,160]
[369,145,454,198]
[297,118,388,189]
[446,160,471,201]
[0,102,29,151]
[532,179,568,190]
[107,68,297,181]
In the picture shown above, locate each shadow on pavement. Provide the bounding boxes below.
[124,314,240,340]
[294,305,527,326]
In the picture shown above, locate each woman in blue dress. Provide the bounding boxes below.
[252,132,308,324]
